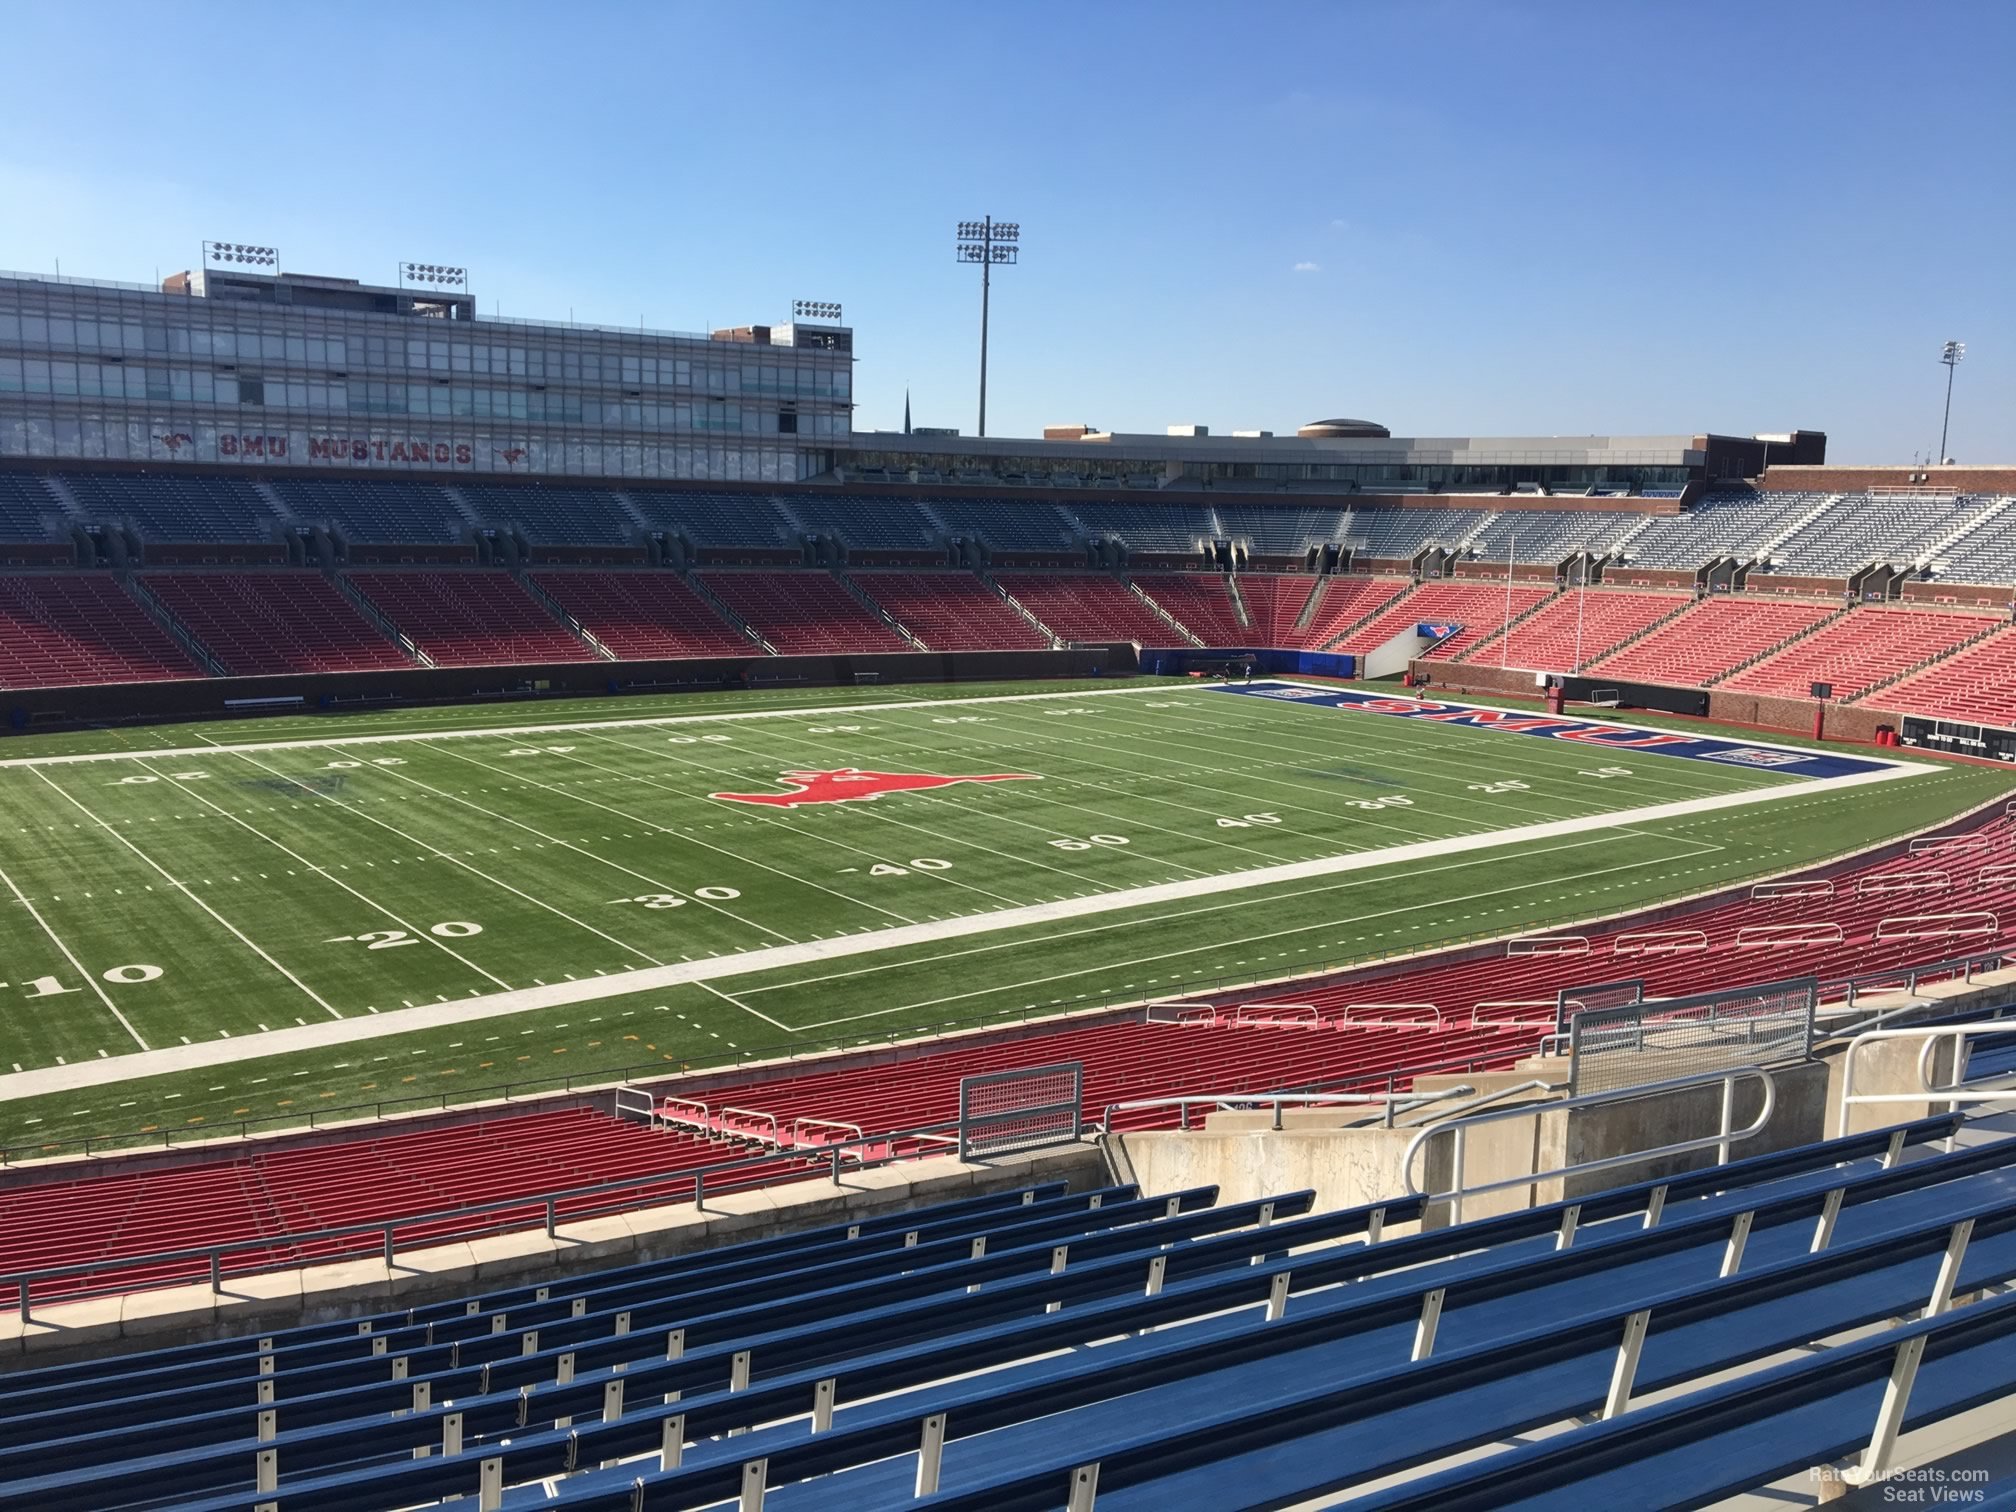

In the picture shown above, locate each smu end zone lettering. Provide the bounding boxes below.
[1215,682,1908,782]
[1347,699,1692,747]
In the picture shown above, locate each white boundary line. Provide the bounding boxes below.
[0,684,1193,768]
[0,758,1926,1104]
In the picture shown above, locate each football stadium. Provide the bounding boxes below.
[4,17,2016,1500]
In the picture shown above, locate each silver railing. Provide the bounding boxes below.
[1099,1085,1475,1134]
[1836,1022,2016,1138]
[1403,1066,1777,1224]
[1567,977,1816,1096]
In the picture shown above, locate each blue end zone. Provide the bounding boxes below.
[1214,681,1913,782]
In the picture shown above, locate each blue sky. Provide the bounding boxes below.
[2,0,2010,463]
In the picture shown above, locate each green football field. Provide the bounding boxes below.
[0,676,2008,1156]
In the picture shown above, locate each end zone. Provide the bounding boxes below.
[1218,681,1930,783]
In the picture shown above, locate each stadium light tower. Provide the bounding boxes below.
[955,218,1020,437]
[1938,340,1965,463]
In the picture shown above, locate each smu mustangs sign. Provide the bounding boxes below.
[1215,683,1907,781]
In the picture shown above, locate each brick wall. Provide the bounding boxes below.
[1744,574,1846,598]
[1761,465,2016,494]
[1408,658,1903,743]
[1704,689,1891,742]
[1605,568,1698,589]
[1900,580,2014,612]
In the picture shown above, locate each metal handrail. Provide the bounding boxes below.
[611,1086,655,1125]
[1817,947,2014,1010]
[792,1117,864,1148]
[1396,1077,1559,1128]
[718,1106,781,1146]
[1836,1022,2016,1138]
[1101,1085,1475,1134]
[1,1112,980,1323]
[1403,1066,1777,1224]
[651,1096,713,1136]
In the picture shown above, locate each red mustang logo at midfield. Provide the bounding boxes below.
[709,767,1038,809]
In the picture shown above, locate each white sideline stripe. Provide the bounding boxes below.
[0,760,1925,1104]
[0,683,1192,768]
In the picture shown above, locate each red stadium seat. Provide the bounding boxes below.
[696,570,911,654]
[847,571,1053,651]
[531,570,754,659]
[8,810,2011,1309]
[0,574,201,689]
[343,570,598,666]
[1584,595,1837,688]
[140,571,415,676]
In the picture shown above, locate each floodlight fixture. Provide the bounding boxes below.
[202,241,278,268]
[401,262,468,288]
[953,217,1024,437]
[1938,340,1966,463]
[793,300,843,321]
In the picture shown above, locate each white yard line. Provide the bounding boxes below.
[222,748,674,968]
[0,860,152,1050]
[134,757,513,992]
[26,768,344,1020]
[759,830,1735,1011]
[429,740,933,922]
[366,752,800,945]
[726,709,1306,869]
[0,759,1924,1103]
[696,980,792,1032]
[0,683,1198,769]
[782,841,1709,1028]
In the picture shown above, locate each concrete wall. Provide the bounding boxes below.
[1113,1060,1831,1233]
[1114,1123,1420,1221]
[3,643,1140,735]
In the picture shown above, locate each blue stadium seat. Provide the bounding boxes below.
[454,484,636,545]
[58,472,284,543]
[7,1116,1995,1512]
[0,474,61,541]
[268,477,464,544]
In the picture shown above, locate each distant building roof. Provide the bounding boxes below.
[1297,418,1391,440]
